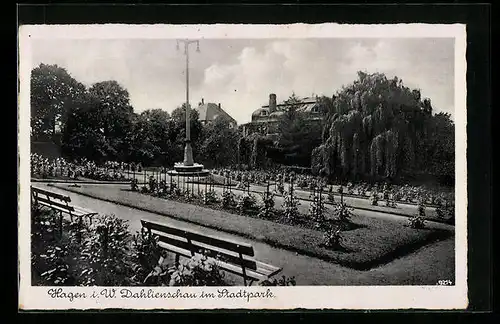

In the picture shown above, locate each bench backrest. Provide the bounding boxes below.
[141,219,258,270]
[31,186,74,212]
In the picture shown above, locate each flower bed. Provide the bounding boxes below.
[53,184,453,271]
[210,168,454,208]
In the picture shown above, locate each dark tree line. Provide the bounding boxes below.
[31,64,454,185]
[30,64,240,168]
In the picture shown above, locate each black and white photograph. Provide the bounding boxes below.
[18,23,467,310]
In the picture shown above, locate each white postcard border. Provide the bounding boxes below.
[18,23,468,310]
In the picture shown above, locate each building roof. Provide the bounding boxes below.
[261,96,317,109]
[197,102,237,125]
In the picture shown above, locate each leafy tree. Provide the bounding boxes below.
[61,80,135,162]
[276,94,322,167]
[130,109,173,166]
[31,64,86,141]
[170,104,204,164]
[314,71,454,184]
[199,116,241,168]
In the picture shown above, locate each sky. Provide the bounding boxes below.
[31,38,455,124]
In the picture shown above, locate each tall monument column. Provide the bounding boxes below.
[168,39,209,179]
[183,39,194,166]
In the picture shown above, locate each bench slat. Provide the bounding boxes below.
[158,242,270,281]
[153,230,259,271]
[34,196,75,212]
[141,220,255,257]
[31,186,71,202]
[72,206,98,216]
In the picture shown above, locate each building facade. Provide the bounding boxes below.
[241,93,324,137]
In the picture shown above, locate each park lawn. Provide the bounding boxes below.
[50,184,452,270]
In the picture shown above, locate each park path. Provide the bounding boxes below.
[34,183,455,286]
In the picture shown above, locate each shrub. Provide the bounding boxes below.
[202,190,218,205]
[259,275,296,286]
[221,190,236,209]
[327,191,336,204]
[76,215,133,286]
[258,190,275,219]
[184,189,195,202]
[408,215,426,229]
[282,189,301,224]
[369,191,379,206]
[142,255,173,287]
[169,253,226,286]
[158,180,168,195]
[333,202,355,225]
[309,191,327,226]
[322,226,344,249]
[277,182,285,195]
[148,176,158,193]
[385,198,398,208]
[417,200,426,218]
[31,208,74,286]
[172,184,182,197]
[130,227,166,285]
[130,178,139,191]
[236,193,257,214]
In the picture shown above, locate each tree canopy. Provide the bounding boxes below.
[312,71,454,184]
[31,64,86,141]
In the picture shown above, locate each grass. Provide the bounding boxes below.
[51,184,452,270]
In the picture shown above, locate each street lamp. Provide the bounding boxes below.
[177,39,201,166]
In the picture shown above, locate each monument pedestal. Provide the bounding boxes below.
[167,162,209,177]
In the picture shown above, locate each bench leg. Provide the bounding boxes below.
[248,279,255,286]
[175,254,180,267]
[58,211,63,239]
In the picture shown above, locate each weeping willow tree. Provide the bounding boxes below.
[312,71,452,183]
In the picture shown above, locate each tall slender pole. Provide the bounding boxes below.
[177,39,200,167]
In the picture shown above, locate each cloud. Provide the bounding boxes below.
[31,38,455,124]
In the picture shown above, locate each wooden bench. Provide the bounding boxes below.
[31,186,98,225]
[141,219,282,286]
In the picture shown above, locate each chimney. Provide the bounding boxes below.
[269,93,277,113]
[218,103,221,109]
[201,98,204,105]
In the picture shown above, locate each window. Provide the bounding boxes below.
[311,106,319,113]
[261,110,268,116]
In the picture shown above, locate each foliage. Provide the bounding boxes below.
[148,176,158,193]
[417,200,426,218]
[309,190,327,225]
[76,214,132,286]
[31,64,86,141]
[221,190,236,209]
[408,215,426,229]
[333,202,355,225]
[369,191,379,206]
[202,190,218,205]
[169,253,226,286]
[259,275,297,286]
[258,187,275,219]
[129,109,173,166]
[236,193,257,214]
[199,116,241,168]
[281,189,301,223]
[130,228,167,285]
[315,71,454,184]
[322,226,344,249]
